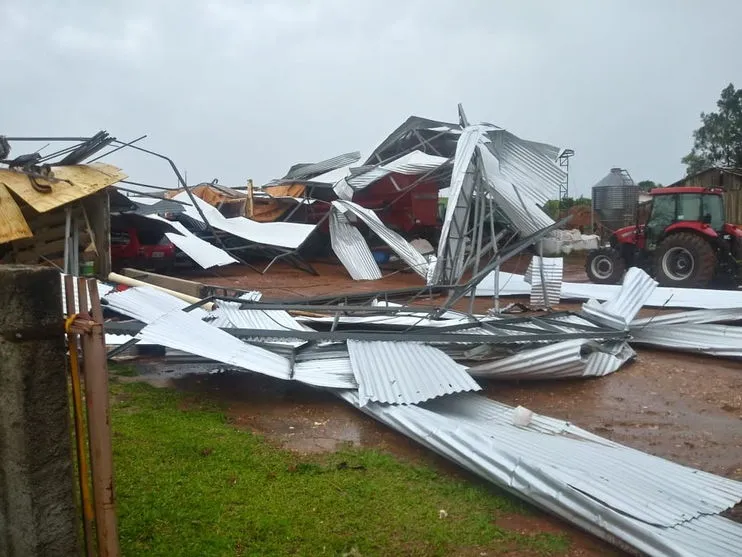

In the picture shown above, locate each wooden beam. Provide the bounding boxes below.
[119,268,208,299]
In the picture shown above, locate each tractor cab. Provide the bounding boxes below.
[587,187,742,288]
[641,187,726,250]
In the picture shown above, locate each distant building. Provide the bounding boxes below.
[668,167,742,224]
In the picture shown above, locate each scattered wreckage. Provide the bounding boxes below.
[80,260,742,557]
[5,109,742,556]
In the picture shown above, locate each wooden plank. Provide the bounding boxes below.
[0,184,33,244]
[24,207,82,229]
[0,163,126,213]
[120,268,207,298]
[83,192,111,277]
[13,232,89,263]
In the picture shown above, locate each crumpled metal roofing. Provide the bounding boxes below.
[216,304,309,348]
[142,213,238,269]
[172,191,316,250]
[293,348,357,389]
[347,340,481,406]
[345,150,449,192]
[283,151,361,180]
[467,339,635,380]
[339,390,742,557]
[123,194,185,216]
[629,323,742,359]
[479,147,555,236]
[526,256,563,308]
[581,268,658,329]
[631,307,742,327]
[137,308,292,380]
[329,208,382,280]
[485,130,565,207]
[476,268,742,310]
[333,200,429,279]
[103,285,208,323]
[165,232,238,269]
[429,125,486,285]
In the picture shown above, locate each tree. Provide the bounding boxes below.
[541,196,591,219]
[682,83,742,175]
[637,180,662,192]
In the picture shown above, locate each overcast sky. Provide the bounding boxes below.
[2,0,740,197]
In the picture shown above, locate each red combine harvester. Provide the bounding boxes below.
[586,187,742,287]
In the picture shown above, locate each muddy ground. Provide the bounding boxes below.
[131,255,741,556]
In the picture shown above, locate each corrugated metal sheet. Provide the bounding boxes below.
[347,340,481,406]
[630,323,742,359]
[477,268,742,309]
[429,126,485,285]
[102,285,208,323]
[283,151,361,180]
[172,192,316,249]
[468,340,634,379]
[344,150,449,192]
[479,147,555,236]
[218,305,308,348]
[527,257,563,308]
[581,268,657,329]
[631,307,742,327]
[583,341,636,376]
[485,130,565,207]
[293,358,357,389]
[329,209,382,280]
[218,305,304,332]
[137,308,291,380]
[339,391,742,557]
[334,200,429,279]
[165,232,238,269]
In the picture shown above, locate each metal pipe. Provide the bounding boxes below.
[105,322,626,344]
[63,277,96,557]
[3,136,94,141]
[87,135,147,163]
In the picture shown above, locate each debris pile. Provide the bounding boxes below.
[83,265,742,557]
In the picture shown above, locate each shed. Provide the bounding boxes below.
[0,163,127,276]
[667,167,742,224]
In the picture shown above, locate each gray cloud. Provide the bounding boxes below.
[1,0,740,195]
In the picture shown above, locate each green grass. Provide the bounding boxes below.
[111,381,571,557]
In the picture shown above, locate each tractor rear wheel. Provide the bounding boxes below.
[653,233,716,288]
[585,247,626,284]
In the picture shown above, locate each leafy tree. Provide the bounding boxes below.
[682,83,742,175]
[637,180,662,192]
[542,196,591,219]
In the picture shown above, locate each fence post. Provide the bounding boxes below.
[0,265,80,557]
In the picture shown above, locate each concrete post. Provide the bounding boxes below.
[0,265,80,557]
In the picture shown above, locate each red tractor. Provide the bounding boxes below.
[586,187,742,288]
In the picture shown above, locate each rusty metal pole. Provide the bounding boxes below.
[78,278,120,557]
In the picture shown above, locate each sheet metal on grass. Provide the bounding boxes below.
[339,390,742,557]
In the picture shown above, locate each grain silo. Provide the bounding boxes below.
[591,168,639,236]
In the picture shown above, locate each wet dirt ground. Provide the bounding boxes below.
[132,256,742,555]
